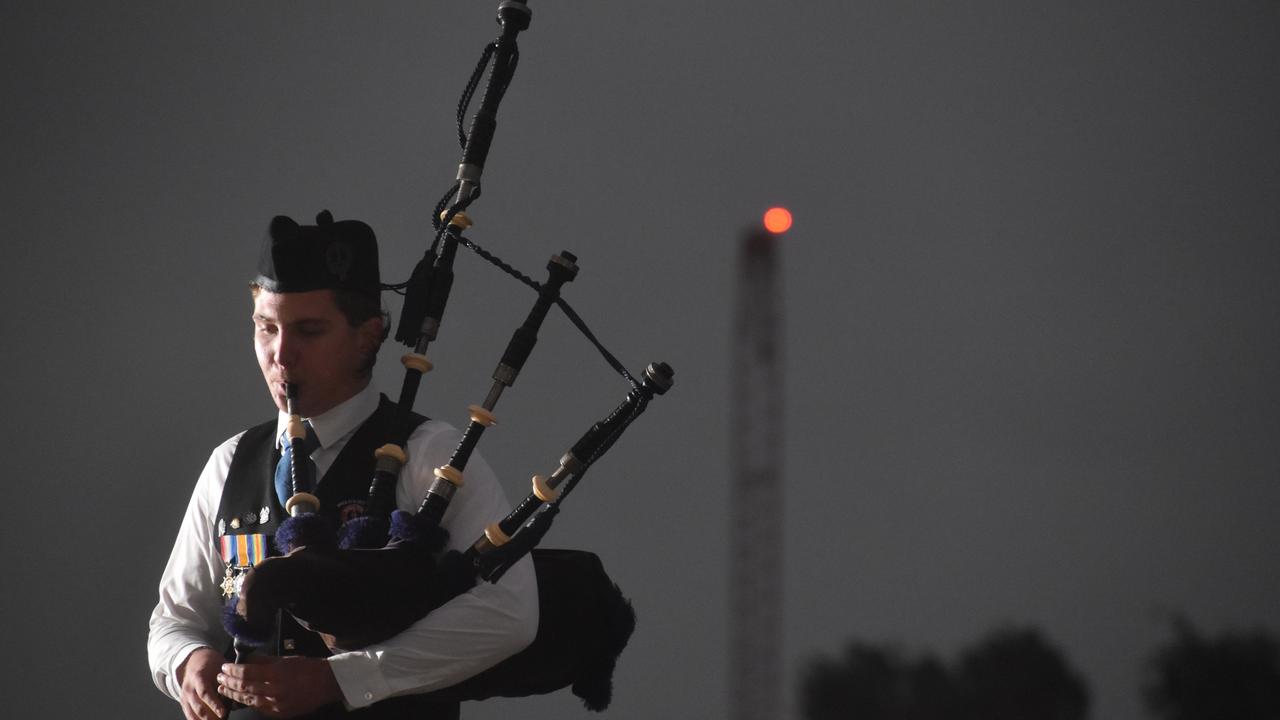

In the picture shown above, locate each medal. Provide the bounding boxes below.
[219,533,269,598]
[221,565,238,599]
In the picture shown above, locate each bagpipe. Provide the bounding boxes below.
[223,1,672,711]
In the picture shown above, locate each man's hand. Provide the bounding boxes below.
[217,655,343,718]
[178,647,227,720]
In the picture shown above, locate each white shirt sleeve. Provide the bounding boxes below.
[324,419,539,707]
[147,433,241,700]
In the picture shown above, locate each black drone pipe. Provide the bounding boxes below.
[403,250,578,537]
[470,363,674,574]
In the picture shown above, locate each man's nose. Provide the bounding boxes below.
[275,329,299,367]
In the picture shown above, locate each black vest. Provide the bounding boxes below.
[217,395,458,720]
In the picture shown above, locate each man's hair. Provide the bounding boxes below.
[250,284,388,376]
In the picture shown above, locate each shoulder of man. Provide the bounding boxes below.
[196,418,275,494]
[403,418,465,466]
[217,417,276,462]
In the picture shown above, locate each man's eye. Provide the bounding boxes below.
[256,325,276,335]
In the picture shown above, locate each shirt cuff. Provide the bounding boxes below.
[168,643,215,699]
[327,650,391,709]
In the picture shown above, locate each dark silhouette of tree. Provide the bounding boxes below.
[901,656,957,720]
[800,626,1087,720]
[1144,617,1280,720]
[801,644,925,720]
[955,627,1089,720]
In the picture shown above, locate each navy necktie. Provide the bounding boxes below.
[275,421,318,508]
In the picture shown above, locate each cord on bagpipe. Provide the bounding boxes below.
[224,0,673,711]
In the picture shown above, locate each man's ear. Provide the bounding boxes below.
[358,315,386,354]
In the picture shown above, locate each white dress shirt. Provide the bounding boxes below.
[147,383,538,709]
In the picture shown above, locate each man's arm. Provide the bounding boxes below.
[325,420,539,708]
[148,435,240,702]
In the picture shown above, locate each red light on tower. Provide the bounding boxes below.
[762,207,792,234]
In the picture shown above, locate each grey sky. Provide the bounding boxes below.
[4,2,1279,719]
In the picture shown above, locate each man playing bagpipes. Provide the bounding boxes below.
[147,212,538,719]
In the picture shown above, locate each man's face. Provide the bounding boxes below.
[253,289,381,417]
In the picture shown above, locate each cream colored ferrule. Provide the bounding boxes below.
[434,465,464,487]
[401,353,434,374]
[287,416,307,442]
[468,405,497,427]
[441,209,474,230]
[374,444,407,464]
[285,492,321,517]
[532,474,559,502]
[374,444,407,474]
[484,522,510,547]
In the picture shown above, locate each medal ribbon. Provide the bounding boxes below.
[220,533,269,568]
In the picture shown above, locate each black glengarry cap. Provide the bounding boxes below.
[255,210,380,300]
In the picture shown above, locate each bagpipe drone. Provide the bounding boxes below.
[223,1,672,710]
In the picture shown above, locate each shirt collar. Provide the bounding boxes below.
[274,382,379,450]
